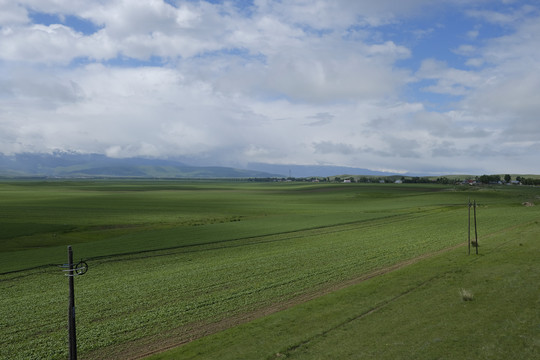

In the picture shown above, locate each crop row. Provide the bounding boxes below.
[1,182,538,359]
[1,206,473,359]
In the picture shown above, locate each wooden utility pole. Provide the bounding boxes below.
[473,200,479,254]
[61,247,87,359]
[68,246,77,360]
[468,198,471,255]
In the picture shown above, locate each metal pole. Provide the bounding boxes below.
[68,246,77,360]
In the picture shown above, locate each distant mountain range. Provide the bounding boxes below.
[0,152,281,178]
[246,163,399,178]
[0,152,398,178]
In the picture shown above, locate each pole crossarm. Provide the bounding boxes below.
[60,260,88,276]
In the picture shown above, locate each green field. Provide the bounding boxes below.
[0,180,539,359]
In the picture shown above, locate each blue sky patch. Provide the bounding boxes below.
[29,10,101,35]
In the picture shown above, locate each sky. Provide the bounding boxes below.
[1,0,539,175]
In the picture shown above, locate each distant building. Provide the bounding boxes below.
[394,180,403,184]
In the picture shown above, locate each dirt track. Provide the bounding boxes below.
[92,242,467,360]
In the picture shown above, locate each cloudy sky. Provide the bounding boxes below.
[1,0,539,174]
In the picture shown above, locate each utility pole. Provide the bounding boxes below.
[61,246,88,360]
[68,246,77,360]
[468,198,471,255]
[474,200,479,254]
[467,199,479,255]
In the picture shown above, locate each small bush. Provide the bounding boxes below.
[460,288,474,301]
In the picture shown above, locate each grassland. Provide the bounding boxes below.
[0,180,538,359]
[151,218,540,360]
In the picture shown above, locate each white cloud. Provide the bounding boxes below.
[461,16,540,145]
[416,59,482,95]
[0,0,539,174]
[305,112,334,127]
[466,29,479,39]
[465,58,484,67]
[453,44,476,56]
[0,0,28,26]
[466,4,539,25]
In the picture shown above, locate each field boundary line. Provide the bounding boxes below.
[0,209,432,275]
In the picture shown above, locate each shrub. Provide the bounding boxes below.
[460,288,474,301]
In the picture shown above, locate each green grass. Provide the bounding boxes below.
[149,219,540,360]
[0,181,480,272]
[0,180,538,359]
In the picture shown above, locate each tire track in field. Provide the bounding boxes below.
[1,205,449,276]
[272,217,540,359]
[276,273,443,359]
[123,242,466,360]
[88,206,439,266]
[102,217,540,359]
[0,215,402,276]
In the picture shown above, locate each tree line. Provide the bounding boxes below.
[247,174,540,185]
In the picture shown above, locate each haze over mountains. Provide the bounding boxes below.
[0,152,397,178]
